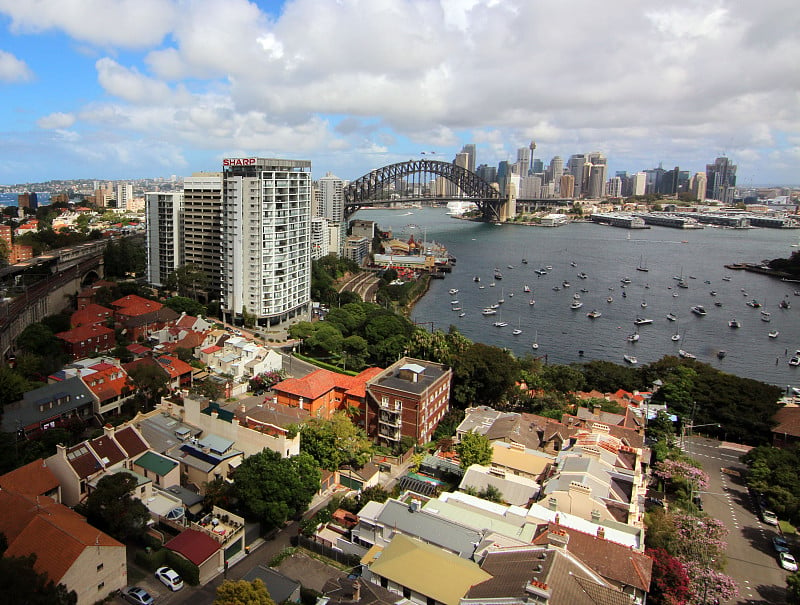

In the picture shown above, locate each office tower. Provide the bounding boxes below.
[459,143,476,173]
[567,154,586,196]
[116,183,133,210]
[532,159,544,174]
[606,176,623,198]
[516,146,532,176]
[519,175,542,198]
[705,157,737,203]
[145,192,184,288]
[548,156,564,192]
[476,164,497,184]
[631,172,647,196]
[660,167,680,196]
[220,157,312,327]
[497,161,511,198]
[690,172,707,201]
[318,172,346,254]
[17,192,38,211]
[560,173,575,198]
[588,165,607,198]
[183,173,223,301]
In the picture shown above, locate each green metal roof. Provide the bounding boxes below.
[135,451,178,476]
[202,401,235,423]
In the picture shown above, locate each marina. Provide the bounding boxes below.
[358,207,800,387]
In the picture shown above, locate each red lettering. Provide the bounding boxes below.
[223,158,257,166]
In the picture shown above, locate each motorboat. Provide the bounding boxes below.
[450,300,459,305]
[624,355,638,364]
[622,291,628,298]
[494,269,503,280]
[512,328,522,336]
[790,352,800,367]
[522,258,528,264]
[580,288,589,293]
[587,310,601,319]
[607,296,614,303]
[627,333,640,342]
[780,299,791,309]
[473,276,480,282]
[761,311,771,322]
[641,301,647,308]
[722,276,732,281]
[479,285,485,289]
[482,308,497,315]
[717,350,727,359]
[634,317,653,325]
[451,305,462,311]
[562,281,571,288]
[449,288,459,295]
[578,272,588,279]
[671,333,681,341]
[573,293,581,300]
[677,280,689,289]
[570,301,584,310]
[490,303,500,309]
[535,268,547,275]
[570,261,578,267]
[729,319,741,328]
[746,299,762,308]
[691,305,707,316]
[507,265,515,269]
[493,321,509,327]
[459,312,466,317]
[769,330,779,338]
[666,312,677,321]
[714,301,723,307]
[490,282,496,287]
[524,285,531,292]
[678,349,697,359]
[552,286,561,291]
[529,299,536,305]
[710,291,717,296]
[621,277,632,284]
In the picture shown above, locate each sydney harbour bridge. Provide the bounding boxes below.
[343,159,506,221]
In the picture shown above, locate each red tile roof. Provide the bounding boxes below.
[113,426,149,458]
[111,294,163,316]
[88,435,126,467]
[0,489,122,583]
[773,406,800,438]
[126,343,150,355]
[0,459,59,496]
[83,365,131,403]
[55,323,114,344]
[71,303,114,328]
[176,315,198,328]
[201,345,222,354]
[274,366,384,401]
[156,355,193,378]
[165,529,220,565]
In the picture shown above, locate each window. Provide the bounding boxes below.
[97,582,105,590]
[97,563,104,572]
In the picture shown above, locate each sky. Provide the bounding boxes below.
[0,0,799,187]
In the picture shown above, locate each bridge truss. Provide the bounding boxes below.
[343,159,503,220]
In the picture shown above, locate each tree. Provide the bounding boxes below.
[214,578,276,605]
[456,431,492,470]
[128,362,170,409]
[646,547,690,605]
[452,343,518,407]
[0,366,30,407]
[300,412,374,471]
[787,571,800,605]
[164,296,206,317]
[478,484,503,503]
[232,450,320,529]
[84,473,150,541]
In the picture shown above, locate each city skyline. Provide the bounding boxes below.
[0,1,798,186]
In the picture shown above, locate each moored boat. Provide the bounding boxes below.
[587,310,601,319]
[624,355,638,364]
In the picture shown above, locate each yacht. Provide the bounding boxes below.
[529,299,536,305]
[524,285,531,292]
[627,332,640,342]
[607,296,613,303]
[620,277,632,284]
[512,328,523,336]
[535,268,547,276]
[641,301,648,308]
[746,299,762,308]
[671,332,681,341]
[761,311,771,322]
[449,288,459,295]
[562,281,571,288]
[729,319,741,328]
[780,299,791,309]
[691,305,707,316]
[578,272,588,279]
[482,308,497,315]
[634,316,653,325]
[666,312,677,321]
[717,350,727,359]
[570,301,584,310]
[769,330,779,338]
[473,276,480,282]
[587,310,601,319]
[678,349,697,359]
[624,355,638,364]
[493,320,509,327]
[789,351,800,367]
[494,269,503,280]
[573,293,581,300]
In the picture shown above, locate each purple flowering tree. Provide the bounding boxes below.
[654,459,709,490]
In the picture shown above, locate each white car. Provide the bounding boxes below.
[155,566,184,591]
[780,552,798,572]
[763,510,779,526]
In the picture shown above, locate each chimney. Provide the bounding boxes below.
[597,527,605,540]
[211,410,219,420]
[56,443,67,459]
[592,405,601,417]
[103,423,115,437]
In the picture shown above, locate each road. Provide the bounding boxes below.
[684,436,791,604]
[339,271,380,302]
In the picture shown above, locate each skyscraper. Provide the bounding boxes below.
[705,157,737,203]
[459,143,476,173]
[220,158,312,327]
[567,154,586,197]
[183,173,223,301]
[145,192,184,288]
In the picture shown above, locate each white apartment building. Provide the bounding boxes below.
[220,158,312,327]
[317,172,346,255]
[116,182,133,210]
[145,191,184,287]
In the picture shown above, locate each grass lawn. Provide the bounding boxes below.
[779,520,796,535]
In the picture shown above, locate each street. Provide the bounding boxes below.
[684,437,792,604]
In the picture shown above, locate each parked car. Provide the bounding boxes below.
[121,587,154,605]
[763,510,779,526]
[773,536,790,553]
[780,552,798,572]
[155,566,184,591]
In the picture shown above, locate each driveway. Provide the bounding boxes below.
[684,436,791,604]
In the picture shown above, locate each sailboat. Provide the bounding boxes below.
[531,330,539,350]
[512,318,522,336]
[671,329,681,342]
[636,255,649,272]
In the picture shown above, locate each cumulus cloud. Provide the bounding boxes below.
[0,49,32,82]
[0,0,177,48]
[1,0,799,181]
[37,112,76,129]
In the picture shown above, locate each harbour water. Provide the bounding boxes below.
[354,206,800,388]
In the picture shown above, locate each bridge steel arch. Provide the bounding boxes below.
[343,159,503,220]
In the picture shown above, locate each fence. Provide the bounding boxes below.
[296,535,361,568]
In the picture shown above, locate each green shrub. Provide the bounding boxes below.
[166,551,200,586]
